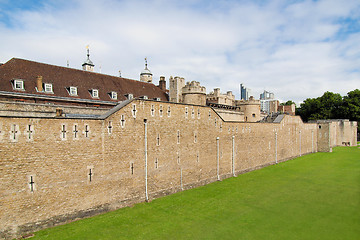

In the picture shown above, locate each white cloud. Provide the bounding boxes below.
[0,0,359,103]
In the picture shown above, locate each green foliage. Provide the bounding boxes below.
[296,90,359,123]
[280,100,295,106]
[30,147,360,240]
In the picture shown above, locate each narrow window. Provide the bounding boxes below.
[61,124,66,139]
[132,104,137,118]
[197,153,199,163]
[155,158,159,169]
[215,118,217,127]
[130,163,134,175]
[177,130,180,144]
[120,115,126,128]
[191,108,195,118]
[10,124,19,141]
[194,132,197,143]
[108,121,113,134]
[197,109,201,119]
[208,110,211,119]
[185,107,188,118]
[177,153,180,164]
[151,105,155,116]
[156,133,160,146]
[26,124,34,140]
[73,124,79,139]
[29,175,35,192]
[252,113,255,118]
[88,168,93,182]
[84,124,90,138]
[167,106,171,117]
[220,122,222,131]
[159,105,163,117]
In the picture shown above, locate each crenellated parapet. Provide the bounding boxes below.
[182,81,206,105]
[207,88,235,106]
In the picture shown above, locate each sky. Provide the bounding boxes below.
[0,0,359,104]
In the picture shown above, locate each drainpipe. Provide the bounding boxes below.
[275,132,278,164]
[232,136,235,177]
[144,119,149,202]
[299,130,302,156]
[217,137,220,181]
[328,123,332,152]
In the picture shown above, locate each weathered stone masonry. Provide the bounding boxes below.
[0,99,357,239]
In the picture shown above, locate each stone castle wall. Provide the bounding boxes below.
[0,99,356,239]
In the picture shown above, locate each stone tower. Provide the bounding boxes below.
[82,46,94,72]
[169,76,185,103]
[182,81,206,105]
[140,58,153,83]
[237,96,261,122]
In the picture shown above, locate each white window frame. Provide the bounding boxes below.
[110,91,117,100]
[44,83,53,93]
[128,93,134,100]
[69,86,77,96]
[91,89,99,98]
[14,79,24,90]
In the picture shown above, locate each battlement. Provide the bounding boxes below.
[236,96,260,106]
[206,88,235,106]
[182,81,206,94]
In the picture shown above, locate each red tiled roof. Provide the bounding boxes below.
[0,58,168,102]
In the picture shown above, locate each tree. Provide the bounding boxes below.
[280,100,295,106]
[296,90,356,122]
[339,89,360,122]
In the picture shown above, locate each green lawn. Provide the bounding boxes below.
[31,146,360,240]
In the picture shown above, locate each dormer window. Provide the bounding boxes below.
[126,93,133,100]
[68,86,78,96]
[109,91,117,100]
[13,79,24,91]
[44,83,53,93]
[143,96,148,99]
[90,89,99,98]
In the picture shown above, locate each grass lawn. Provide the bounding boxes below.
[30,146,360,240]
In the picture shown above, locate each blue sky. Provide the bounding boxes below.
[0,0,359,103]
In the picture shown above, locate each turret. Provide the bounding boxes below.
[182,81,206,105]
[82,46,94,72]
[169,76,185,103]
[140,58,153,83]
[236,96,261,122]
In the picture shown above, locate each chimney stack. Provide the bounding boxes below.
[56,108,63,117]
[159,76,166,91]
[36,76,43,92]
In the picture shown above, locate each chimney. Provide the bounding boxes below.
[56,108,63,117]
[159,76,166,91]
[36,76,43,92]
